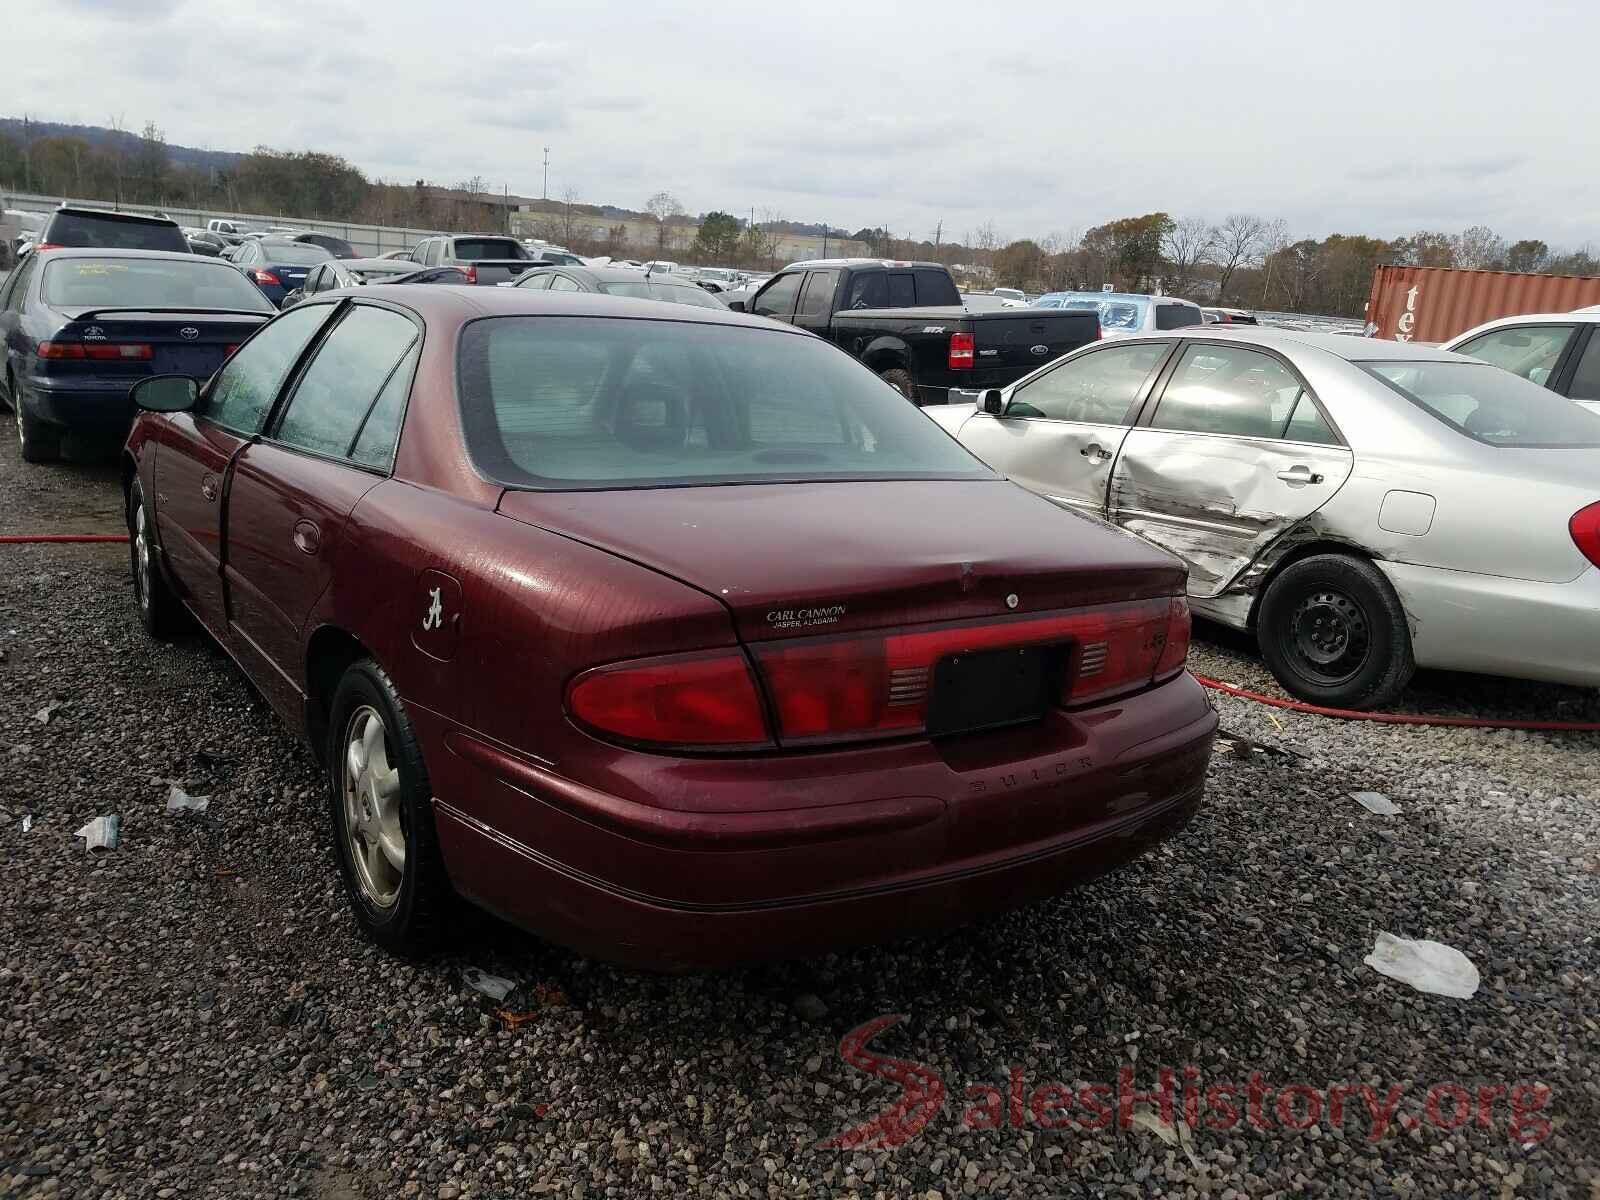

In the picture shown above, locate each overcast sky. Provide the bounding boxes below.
[20,0,1600,248]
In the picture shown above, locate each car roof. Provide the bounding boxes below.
[322,283,804,330]
[783,258,945,271]
[340,258,417,271]
[1046,291,1195,305]
[50,205,180,228]
[1158,326,1464,361]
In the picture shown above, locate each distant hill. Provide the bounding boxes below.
[0,118,244,176]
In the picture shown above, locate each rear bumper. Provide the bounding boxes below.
[24,375,140,435]
[427,673,1218,970]
[1380,560,1600,687]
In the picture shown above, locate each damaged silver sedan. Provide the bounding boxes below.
[926,329,1600,709]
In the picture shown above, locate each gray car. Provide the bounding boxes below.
[925,328,1600,708]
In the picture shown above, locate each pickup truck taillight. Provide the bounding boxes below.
[460,264,478,284]
[948,332,975,370]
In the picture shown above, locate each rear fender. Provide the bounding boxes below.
[861,334,912,374]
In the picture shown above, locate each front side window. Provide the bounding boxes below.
[752,273,802,318]
[1452,324,1576,387]
[456,316,993,488]
[1568,333,1600,402]
[1151,344,1307,439]
[1009,342,1171,423]
[275,306,420,459]
[1365,360,1600,447]
[204,304,335,435]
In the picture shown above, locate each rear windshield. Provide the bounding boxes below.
[453,238,526,261]
[1155,304,1203,330]
[1364,361,1600,448]
[456,316,992,489]
[600,281,726,309]
[41,257,275,311]
[44,212,188,252]
[259,242,333,265]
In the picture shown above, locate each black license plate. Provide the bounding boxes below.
[925,645,1056,737]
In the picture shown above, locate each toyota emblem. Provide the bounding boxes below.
[180,326,200,341]
[1029,344,1049,356]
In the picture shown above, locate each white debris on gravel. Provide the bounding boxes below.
[164,784,210,813]
[73,814,121,851]
[1352,790,1401,816]
[462,966,516,1001]
[1364,932,1481,998]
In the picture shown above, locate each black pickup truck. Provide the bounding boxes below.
[725,259,1099,404]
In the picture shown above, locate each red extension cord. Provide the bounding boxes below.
[3,533,1597,732]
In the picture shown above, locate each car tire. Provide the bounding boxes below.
[1255,553,1414,710]
[127,478,191,638]
[14,381,61,463]
[327,659,452,956]
[879,368,919,405]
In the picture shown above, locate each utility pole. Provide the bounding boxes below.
[821,223,828,259]
[542,148,550,201]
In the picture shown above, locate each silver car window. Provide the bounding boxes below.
[1009,342,1170,423]
[1453,324,1575,387]
[1151,344,1305,440]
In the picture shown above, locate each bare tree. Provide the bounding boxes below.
[968,220,1001,268]
[1161,216,1216,295]
[1256,219,1293,308]
[1452,225,1506,271]
[1211,213,1267,301]
[560,186,581,245]
[646,191,685,255]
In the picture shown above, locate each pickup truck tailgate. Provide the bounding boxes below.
[968,311,1099,382]
[471,260,538,286]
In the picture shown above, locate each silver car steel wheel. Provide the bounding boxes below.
[133,503,152,613]
[342,705,406,909]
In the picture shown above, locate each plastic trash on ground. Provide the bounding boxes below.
[1364,932,1479,998]
[76,815,122,851]
[463,967,516,1002]
[165,785,211,813]
[21,814,32,833]
[1352,791,1400,816]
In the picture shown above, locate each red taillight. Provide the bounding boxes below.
[754,599,1181,744]
[1571,501,1600,569]
[566,649,771,749]
[37,341,85,359]
[948,331,975,370]
[83,343,153,361]
[249,269,281,286]
[460,264,478,284]
[223,344,241,357]
[1152,596,1191,681]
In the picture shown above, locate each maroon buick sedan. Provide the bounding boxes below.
[122,286,1215,970]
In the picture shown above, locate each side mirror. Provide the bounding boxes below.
[725,299,747,313]
[131,375,199,413]
[979,389,1005,415]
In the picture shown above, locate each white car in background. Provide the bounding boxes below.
[1442,311,1600,414]
[1033,291,1204,338]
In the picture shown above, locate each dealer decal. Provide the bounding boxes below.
[767,604,846,630]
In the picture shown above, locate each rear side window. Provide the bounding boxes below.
[205,304,335,435]
[1365,360,1600,447]
[1452,324,1575,388]
[1154,304,1203,331]
[275,306,420,459]
[351,343,421,470]
[913,270,959,305]
[1152,344,1306,439]
[886,273,915,307]
[797,270,839,319]
[453,238,525,261]
[1282,394,1340,445]
[43,212,188,252]
[845,272,888,309]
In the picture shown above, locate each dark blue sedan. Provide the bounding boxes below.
[0,248,274,462]
[227,237,334,307]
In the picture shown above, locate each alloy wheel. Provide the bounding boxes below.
[342,705,406,909]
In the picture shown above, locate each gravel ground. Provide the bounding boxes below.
[1,436,1597,1199]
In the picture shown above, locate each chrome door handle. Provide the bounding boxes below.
[1276,466,1323,485]
[1080,443,1111,463]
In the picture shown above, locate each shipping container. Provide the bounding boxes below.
[1365,264,1600,344]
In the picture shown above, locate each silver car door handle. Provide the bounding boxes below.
[1080,443,1111,463]
[1276,466,1324,485]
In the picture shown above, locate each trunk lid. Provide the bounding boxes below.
[497,479,1184,643]
[48,309,270,377]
